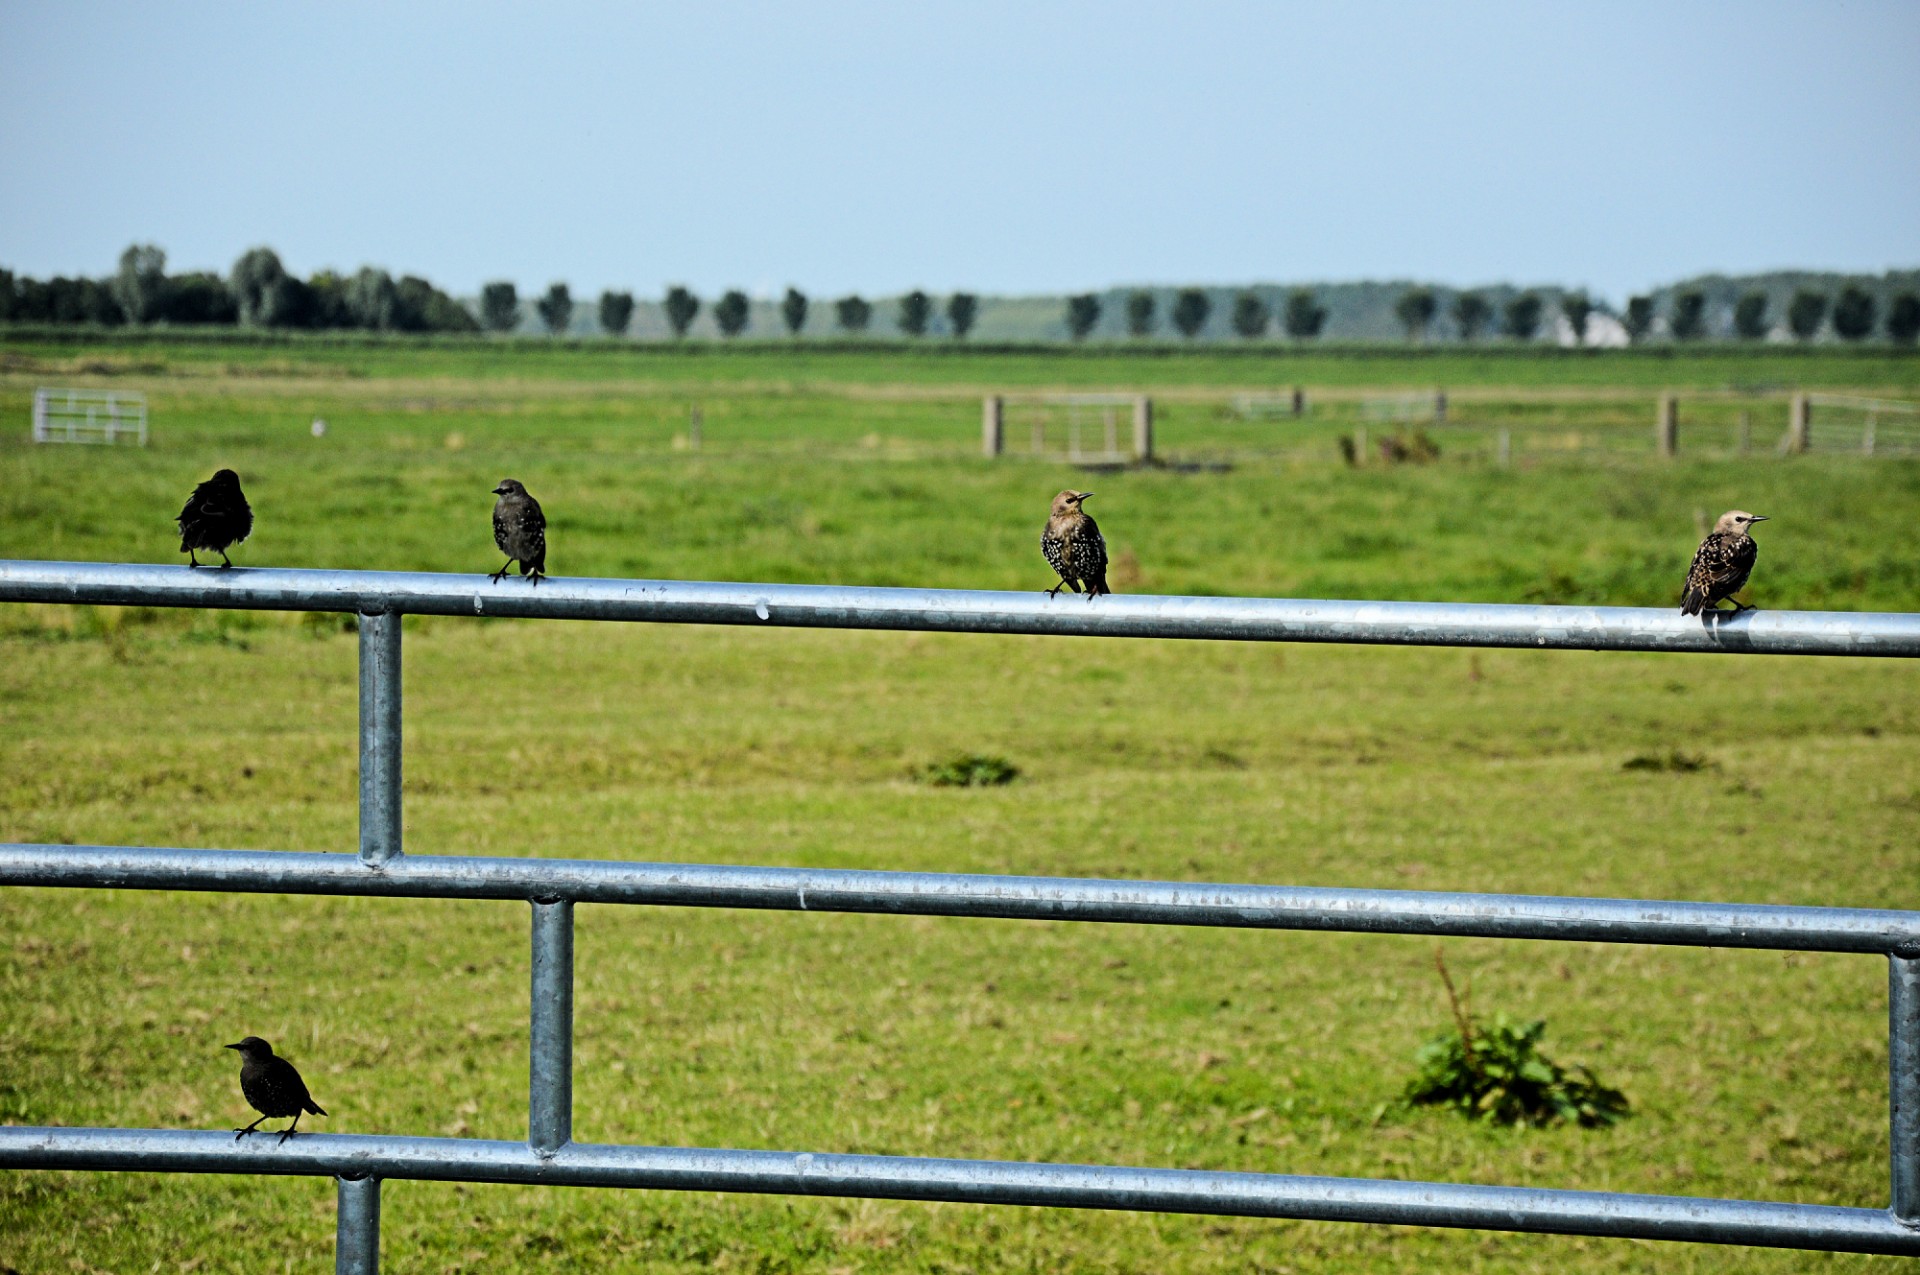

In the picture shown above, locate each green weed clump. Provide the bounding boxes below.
[917,753,1020,787]
[1402,953,1630,1129]
[1621,750,1715,773]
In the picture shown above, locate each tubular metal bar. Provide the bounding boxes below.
[4,844,1918,956]
[335,1175,380,1275]
[1894,956,1920,1225]
[4,560,1918,658]
[2,1128,1916,1256]
[356,612,402,866]
[529,900,574,1156]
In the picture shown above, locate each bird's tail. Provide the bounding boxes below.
[1087,576,1111,597]
[1680,588,1705,616]
[307,1101,327,1115]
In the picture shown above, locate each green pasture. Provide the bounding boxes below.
[2,342,1918,1272]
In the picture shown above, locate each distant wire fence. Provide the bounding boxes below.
[2,560,1919,1270]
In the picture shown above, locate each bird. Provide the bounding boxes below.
[490,479,547,585]
[175,469,253,568]
[1681,510,1768,615]
[1042,489,1110,600]
[225,1036,326,1144]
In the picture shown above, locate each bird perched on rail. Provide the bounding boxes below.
[490,478,547,585]
[175,468,253,568]
[225,1036,326,1144]
[1681,510,1768,615]
[1042,489,1110,599]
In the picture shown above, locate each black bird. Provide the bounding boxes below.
[1681,510,1768,616]
[225,1036,326,1144]
[491,479,547,585]
[175,469,253,568]
[1042,489,1110,599]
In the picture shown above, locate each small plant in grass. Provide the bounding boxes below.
[1402,951,1629,1129]
[1622,750,1714,773]
[918,754,1019,787]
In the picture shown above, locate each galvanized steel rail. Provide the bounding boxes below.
[2,558,1918,1268]
[4,558,1920,657]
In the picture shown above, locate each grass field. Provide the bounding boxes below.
[3,339,1919,1272]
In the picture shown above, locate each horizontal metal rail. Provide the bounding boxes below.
[4,844,1918,956]
[3,559,1918,657]
[3,1128,1916,1256]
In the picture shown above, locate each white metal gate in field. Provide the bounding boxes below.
[31,387,149,445]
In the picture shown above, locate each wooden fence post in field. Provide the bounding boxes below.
[1657,395,1678,457]
[689,405,703,451]
[982,395,1004,458]
[1131,395,1154,463]
[1787,394,1811,454]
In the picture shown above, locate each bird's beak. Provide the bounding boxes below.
[491,486,507,495]
[1079,492,1093,500]
[224,1042,241,1051]
[1750,515,1769,522]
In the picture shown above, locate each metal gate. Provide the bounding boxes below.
[2,559,1916,1269]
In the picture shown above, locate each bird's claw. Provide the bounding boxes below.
[277,1130,296,1145]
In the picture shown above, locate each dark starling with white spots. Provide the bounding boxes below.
[1042,489,1110,599]
[175,469,253,568]
[490,478,547,585]
[1681,510,1768,615]
[225,1036,325,1144]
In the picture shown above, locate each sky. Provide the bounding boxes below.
[1,2,1915,304]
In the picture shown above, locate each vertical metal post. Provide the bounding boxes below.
[689,405,703,451]
[335,1175,380,1275]
[1893,954,1920,1225]
[357,612,403,866]
[530,899,575,1155]
[1739,410,1752,454]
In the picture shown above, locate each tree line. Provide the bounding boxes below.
[4,243,1916,345]
[0,245,477,333]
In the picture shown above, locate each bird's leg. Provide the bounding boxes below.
[234,1114,267,1140]
[278,1112,302,1145]
[219,549,233,569]
[491,558,513,583]
[527,568,542,587]
[1046,581,1064,598]
[187,550,201,568]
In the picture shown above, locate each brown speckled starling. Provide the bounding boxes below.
[1042,489,1110,599]
[490,479,547,585]
[1681,510,1767,615]
[175,469,253,568]
[226,1036,326,1144]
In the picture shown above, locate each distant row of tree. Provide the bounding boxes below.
[456,279,1920,346]
[4,243,1916,345]
[0,245,476,332]
[1614,285,1919,345]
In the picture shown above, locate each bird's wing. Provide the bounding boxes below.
[493,502,512,553]
[1682,533,1746,612]
[1088,523,1109,575]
